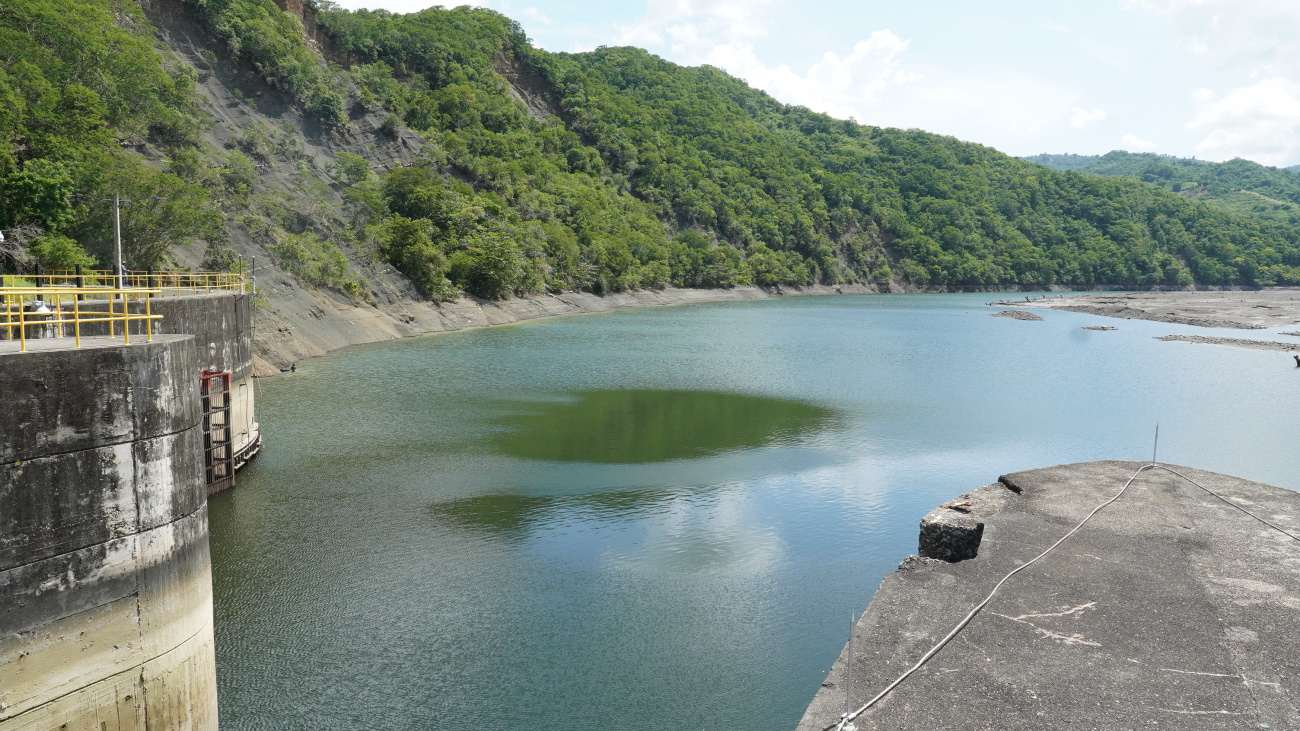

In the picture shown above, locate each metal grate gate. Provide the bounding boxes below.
[201,370,235,496]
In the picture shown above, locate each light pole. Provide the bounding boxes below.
[114,192,123,289]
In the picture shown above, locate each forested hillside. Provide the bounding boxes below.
[1025,151,1300,228]
[4,0,1300,301]
[0,0,229,273]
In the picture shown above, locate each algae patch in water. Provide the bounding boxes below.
[494,389,834,464]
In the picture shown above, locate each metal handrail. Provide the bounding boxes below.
[0,287,162,352]
[38,269,246,296]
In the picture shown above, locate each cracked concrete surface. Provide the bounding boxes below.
[798,461,1300,730]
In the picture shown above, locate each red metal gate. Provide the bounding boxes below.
[200,370,235,496]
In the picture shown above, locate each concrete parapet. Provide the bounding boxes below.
[55,293,260,468]
[0,335,218,730]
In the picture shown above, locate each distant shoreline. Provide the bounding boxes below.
[1001,288,1300,329]
[257,285,1300,376]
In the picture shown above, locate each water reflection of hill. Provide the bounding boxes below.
[493,389,835,464]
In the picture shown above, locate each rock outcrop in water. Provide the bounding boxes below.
[992,309,1044,321]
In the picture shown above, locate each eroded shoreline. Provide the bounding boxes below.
[1004,289,1300,330]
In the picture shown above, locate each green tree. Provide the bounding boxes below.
[0,159,75,231]
[377,216,458,300]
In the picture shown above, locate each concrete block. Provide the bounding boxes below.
[918,512,984,562]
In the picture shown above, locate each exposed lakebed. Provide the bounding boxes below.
[210,294,1300,731]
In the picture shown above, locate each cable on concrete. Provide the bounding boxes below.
[1153,464,1300,543]
[828,463,1300,731]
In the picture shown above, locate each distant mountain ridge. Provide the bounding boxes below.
[5,0,1300,303]
[1024,151,1300,226]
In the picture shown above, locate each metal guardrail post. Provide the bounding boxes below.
[18,293,26,352]
[75,264,85,301]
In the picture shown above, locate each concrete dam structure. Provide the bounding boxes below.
[799,461,1300,730]
[1,285,259,729]
[75,292,262,487]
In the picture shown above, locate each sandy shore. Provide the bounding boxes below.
[1001,289,1300,329]
[1156,334,1300,352]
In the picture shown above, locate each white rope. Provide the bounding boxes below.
[1152,464,1300,543]
[830,462,1300,730]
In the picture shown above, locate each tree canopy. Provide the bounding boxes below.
[6,0,1300,296]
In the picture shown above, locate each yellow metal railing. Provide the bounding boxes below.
[1,287,162,352]
[41,269,246,296]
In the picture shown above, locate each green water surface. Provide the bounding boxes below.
[210,294,1300,731]
[494,389,834,464]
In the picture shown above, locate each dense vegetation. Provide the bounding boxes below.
[314,5,1300,289]
[5,0,1300,298]
[1025,151,1300,227]
[0,0,245,272]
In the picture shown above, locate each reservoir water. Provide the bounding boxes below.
[210,293,1300,730]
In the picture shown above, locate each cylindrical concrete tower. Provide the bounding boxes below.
[0,334,219,730]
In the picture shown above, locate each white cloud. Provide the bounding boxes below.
[1132,0,1300,163]
[518,6,551,25]
[615,0,775,61]
[608,2,921,123]
[1130,0,1300,70]
[1188,76,1300,165]
[1070,107,1107,129]
[598,1,1121,153]
[708,30,921,120]
[1122,132,1157,151]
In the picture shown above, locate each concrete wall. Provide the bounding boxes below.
[0,335,218,730]
[145,294,260,472]
[48,292,261,475]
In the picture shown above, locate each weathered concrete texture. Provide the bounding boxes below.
[71,294,261,464]
[145,294,259,467]
[0,335,199,465]
[0,335,218,730]
[799,461,1300,730]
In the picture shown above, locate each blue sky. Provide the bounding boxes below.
[329,0,1300,167]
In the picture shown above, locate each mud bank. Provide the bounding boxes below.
[1008,289,1300,329]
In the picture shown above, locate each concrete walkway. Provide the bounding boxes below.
[798,461,1300,730]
